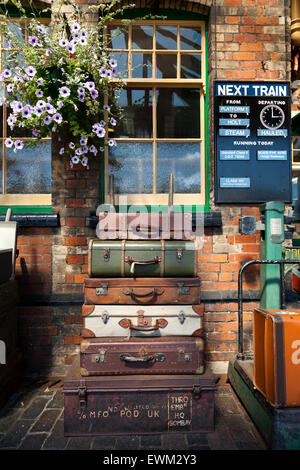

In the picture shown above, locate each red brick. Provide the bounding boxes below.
[210,254,228,263]
[225,16,240,24]
[65,236,87,246]
[240,43,262,51]
[234,34,257,43]
[231,70,256,79]
[233,52,256,61]
[225,0,241,5]
[66,179,87,189]
[235,234,257,244]
[66,198,85,208]
[200,263,221,272]
[67,255,84,264]
[74,274,87,283]
[242,244,260,253]
[219,272,233,281]
[66,217,85,227]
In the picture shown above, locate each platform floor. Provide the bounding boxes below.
[0,373,268,452]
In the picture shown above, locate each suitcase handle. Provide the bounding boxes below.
[119,318,168,331]
[120,354,154,363]
[125,256,161,274]
[122,288,165,298]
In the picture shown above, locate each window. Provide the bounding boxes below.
[105,20,207,207]
[0,18,51,206]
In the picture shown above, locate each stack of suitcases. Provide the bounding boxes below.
[64,225,216,437]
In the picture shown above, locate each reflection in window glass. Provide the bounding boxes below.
[156,88,200,138]
[132,26,153,49]
[3,22,25,49]
[3,51,25,69]
[157,142,201,193]
[156,54,177,79]
[132,53,152,78]
[114,88,153,138]
[6,141,51,193]
[293,150,300,164]
[156,25,177,50]
[180,27,201,50]
[181,54,201,79]
[109,142,153,194]
[109,52,128,78]
[293,137,300,148]
[107,25,128,49]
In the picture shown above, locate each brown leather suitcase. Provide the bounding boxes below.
[80,336,205,376]
[64,355,215,436]
[84,277,200,305]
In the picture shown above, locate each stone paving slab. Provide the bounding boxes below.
[0,377,268,452]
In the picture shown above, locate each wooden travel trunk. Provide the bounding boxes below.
[84,277,201,305]
[80,336,205,376]
[82,304,204,338]
[253,308,300,408]
[88,240,197,278]
[64,356,215,436]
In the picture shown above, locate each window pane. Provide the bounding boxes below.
[132,53,152,78]
[6,141,51,193]
[114,88,153,138]
[156,25,177,50]
[109,52,128,78]
[132,25,153,49]
[107,25,128,49]
[293,137,300,148]
[180,27,201,50]
[3,22,25,49]
[156,54,177,78]
[293,150,300,164]
[181,54,201,79]
[3,50,25,69]
[156,88,200,138]
[157,142,201,193]
[109,142,153,194]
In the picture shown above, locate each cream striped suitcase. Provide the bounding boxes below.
[82,304,204,338]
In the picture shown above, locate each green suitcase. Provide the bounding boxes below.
[88,240,197,278]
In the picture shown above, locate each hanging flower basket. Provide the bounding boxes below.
[0,0,127,168]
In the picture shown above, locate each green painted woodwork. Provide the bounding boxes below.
[259,202,285,309]
[0,206,52,214]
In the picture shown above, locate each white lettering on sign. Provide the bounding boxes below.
[291,340,300,365]
[217,84,288,97]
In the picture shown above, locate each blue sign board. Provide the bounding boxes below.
[214,80,291,203]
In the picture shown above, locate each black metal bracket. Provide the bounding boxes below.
[237,259,299,360]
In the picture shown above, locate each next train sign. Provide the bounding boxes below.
[214,81,291,204]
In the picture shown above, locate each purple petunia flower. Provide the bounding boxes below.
[36,100,46,108]
[99,67,107,78]
[71,23,80,33]
[69,142,75,150]
[78,94,85,103]
[25,66,36,78]
[44,115,52,125]
[110,117,117,126]
[37,25,46,35]
[34,106,43,117]
[59,147,64,155]
[7,83,14,92]
[4,138,13,148]
[32,129,38,137]
[89,145,97,155]
[79,37,87,46]
[85,81,95,91]
[36,89,43,98]
[78,87,85,95]
[3,69,12,78]
[80,29,88,38]
[45,49,51,56]
[80,136,87,146]
[14,139,23,150]
[71,155,80,164]
[59,38,69,47]
[37,78,44,86]
[45,103,55,114]
[96,127,106,138]
[67,44,76,54]
[75,148,83,156]
[90,89,98,99]
[57,101,63,109]
[108,139,116,147]
[109,58,117,68]
[59,86,71,98]
[22,106,32,118]
[81,156,88,166]
[103,105,110,112]
[106,70,112,79]
[53,113,62,124]
[29,36,39,46]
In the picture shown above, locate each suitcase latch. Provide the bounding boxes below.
[176,248,183,261]
[178,310,186,324]
[103,248,110,262]
[78,384,87,407]
[177,282,190,295]
[101,311,109,324]
[95,348,106,363]
[193,385,202,399]
[96,283,108,296]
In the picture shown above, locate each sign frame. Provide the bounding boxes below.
[214,80,292,204]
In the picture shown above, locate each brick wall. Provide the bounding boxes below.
[13,0,291,375]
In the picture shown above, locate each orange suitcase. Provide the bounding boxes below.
[253,308,300,408]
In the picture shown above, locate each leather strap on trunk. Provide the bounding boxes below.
[160,240,165,277]
[121,240,126,277]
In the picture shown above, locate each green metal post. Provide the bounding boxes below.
[260,201,285,309]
